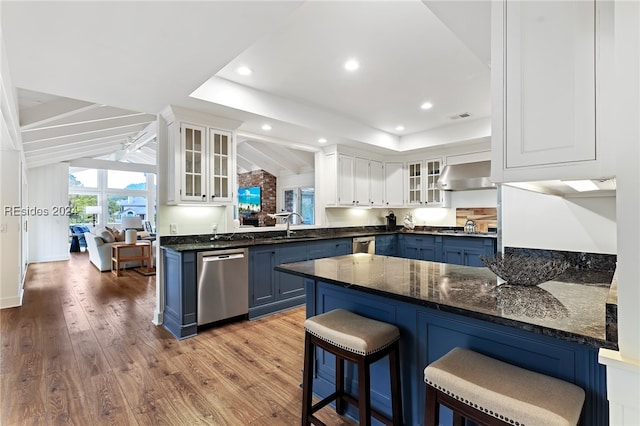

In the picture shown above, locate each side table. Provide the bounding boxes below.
[111,241,154,277]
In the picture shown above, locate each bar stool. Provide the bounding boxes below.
[424,347,585,426]
[302,309,403,426]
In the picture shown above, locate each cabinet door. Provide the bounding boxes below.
[504,1,595,169]
[353,157,369,206]
[338,154,355,206]
[209,129,233,202]
[384,162,404,207]
[333,239,352,256]
[406,161,424,205]
[369,160,384,207]
[276,244,308,299]
[375,235,397,256]
[180,124,207,202]
[249,248,277,307]
[464,248,486,267]
[425,159,447,206]
[442,246,464,265]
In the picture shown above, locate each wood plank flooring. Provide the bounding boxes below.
[0,252,355,425]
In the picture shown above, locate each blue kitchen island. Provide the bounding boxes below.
[275,253,615,426]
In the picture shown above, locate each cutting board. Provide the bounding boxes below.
[456,208,497,232]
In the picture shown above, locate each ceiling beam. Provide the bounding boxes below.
[19,97,99,130]
[21,124,148,151]
[70,157,156,173]
[236,147,280,176]
[236,155,259,173]
[244,141,302,174]
[27,145,127,169]
[25,137,124,159]
[191,77,400,151]
[21,113,156,143]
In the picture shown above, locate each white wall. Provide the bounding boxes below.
[502,185,616,254]
[322,189,497,228]
[160,205,228,235]
[0,150,23,308]
[0,26,25,309]
[27,164,71,263]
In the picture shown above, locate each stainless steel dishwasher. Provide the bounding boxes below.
[352,236,376,254]
[196,249,248,326]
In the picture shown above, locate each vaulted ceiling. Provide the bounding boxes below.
[2,1,491,174]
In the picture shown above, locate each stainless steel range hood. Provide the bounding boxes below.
[437,161,495,191]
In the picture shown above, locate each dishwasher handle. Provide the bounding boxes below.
[202,253,245,262]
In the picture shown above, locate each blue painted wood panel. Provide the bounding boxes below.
[307,280,608,426]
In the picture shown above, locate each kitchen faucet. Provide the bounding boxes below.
[285,212,304,237]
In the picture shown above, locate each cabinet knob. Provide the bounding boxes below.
[202,194,206,199]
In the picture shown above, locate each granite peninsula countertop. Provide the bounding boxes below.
[160,226,497,252]
[275,253,617,350]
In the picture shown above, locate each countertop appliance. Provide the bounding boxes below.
[353,236,375,254]
[196,248,248,326]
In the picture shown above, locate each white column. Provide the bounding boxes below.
[598,2,640,425]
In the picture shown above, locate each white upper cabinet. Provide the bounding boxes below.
[180,124,206,202]
[323,152,385,207]
[383,162,404,207]
[338,154,355,206]
[369,160,384,207]
[491,0,614,182]
[406,158,450,207]
[207,129,233,202]
[162,106,239,205]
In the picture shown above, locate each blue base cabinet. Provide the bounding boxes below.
[248,238,352,319]
[441,236,496,267]
[305,280,608,426]
[162,248,197,339]
[375,234,398,256]
[398,234,439,261]
[399,234,496,266]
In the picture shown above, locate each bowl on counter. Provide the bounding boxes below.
[480,253,570,287]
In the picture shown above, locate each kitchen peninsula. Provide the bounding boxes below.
[275,254,614,426]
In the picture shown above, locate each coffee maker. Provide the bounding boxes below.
[385,211,396,231]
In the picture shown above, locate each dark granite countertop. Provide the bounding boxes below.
[160,226,497,252]
[275,253,617,350]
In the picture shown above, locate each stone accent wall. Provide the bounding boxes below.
[238,170,276,227]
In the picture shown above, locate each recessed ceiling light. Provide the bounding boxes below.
[261,124,272,131]
[318,138,327,144]
[395,125,405,132]
[236,66,252,76]
[420,102,433,110]
[344,59,359,71]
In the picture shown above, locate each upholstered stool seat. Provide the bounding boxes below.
[302,309,403,426]
[424,347,585,426]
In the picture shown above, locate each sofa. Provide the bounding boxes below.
[84,230,155,272]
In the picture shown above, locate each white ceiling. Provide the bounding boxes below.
[1,0,491,172]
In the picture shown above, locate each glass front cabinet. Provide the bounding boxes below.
[172,122,234,204]
[406,158,449,207]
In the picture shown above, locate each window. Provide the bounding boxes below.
[107,170,147,190]
[68,194,98,224]
[69,167,156,228]
[283,187,315,225]
[69,168,98,188]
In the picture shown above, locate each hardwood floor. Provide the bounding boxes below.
[0,252,355,425]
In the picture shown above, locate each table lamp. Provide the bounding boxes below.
[121,216,143,244]
[85,206,101,227]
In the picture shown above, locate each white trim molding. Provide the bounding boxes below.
[598,349,640,426]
